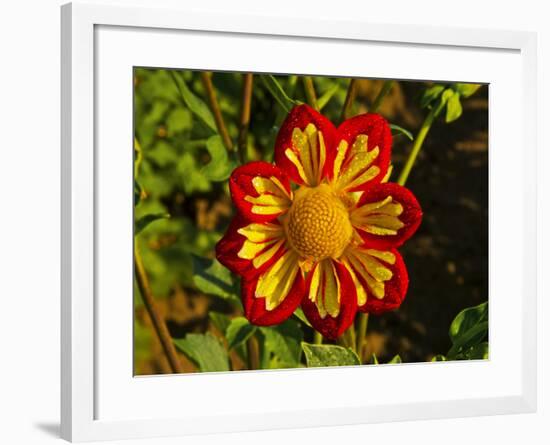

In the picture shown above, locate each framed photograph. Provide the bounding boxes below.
[61,2,537,442]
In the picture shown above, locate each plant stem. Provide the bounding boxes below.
[370,80,394,113]
[200,71,233,151]
[356,313,369,362]
[287,75,298,96]
[246,336,260,370]
[340,78,358,122]
[134,239,183,374]
[397,103,440,186]
[347,326,356,352]
[302,76,319,111]
[273,76,298,127]
[237,73,253,164]
[313,331,323,345]
[339,326,356,351]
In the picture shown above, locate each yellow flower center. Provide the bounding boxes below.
[284,184,353,261]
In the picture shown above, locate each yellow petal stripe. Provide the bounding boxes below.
[256,249,301,310]
[332,140,348,179]
[343,247,395,303]
[308,259,341,319]
[381,164,393,183]
[251,239,285,269]
[237,223,285,269]
[316,131,327,184]
[285,123,326,186]
[252,175,292,199]
[342,260,367,306]
[350,195,404,236]
[332,134,381,191]
[244,175,292,216]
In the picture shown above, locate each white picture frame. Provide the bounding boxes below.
[61,1,538,442]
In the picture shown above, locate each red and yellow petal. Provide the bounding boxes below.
[229,161,292,223]
[342,246,409,315]
[274,104,338,186]
[215,215,286,279]
[350,182,422,250]
[241,250,305,325]
[330,113,392,191]
[359,249,409,315]
[301,259,357,340]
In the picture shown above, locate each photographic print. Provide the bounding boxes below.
[133,69,488,375]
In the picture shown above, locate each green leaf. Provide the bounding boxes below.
[447,302,488,359]
[389,124,414,141]
[146,140,179,168]
[209,311,231,334]
[450,333,489,360]
[459,342,489,360]
[173,333,229,372]
[293,307,312,327]
[166,107,192,136]
[225,317,257,350]
[141,101,170,127]
[420,85,445,108]
[260,75,299,113]
[202,135,237,181]
[170,71,217,132]
[135,213,170,235]
[260,319,303,369]
[445,91,463,123]
[317,83,340,110]
[370,353,379,365]
[302,343,360,367]
[431,354,447,362]
[433,88,455,119]
[192,256,241,307]
[453,83,482,98]
[449,302,488,343]
[177,152,212,194]
[388,354,402,364]
[208,313,249,363]
[450,321,489,354]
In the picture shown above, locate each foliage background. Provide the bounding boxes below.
[133,68,488,374]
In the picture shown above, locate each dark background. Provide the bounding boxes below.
[369,81,488,362]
